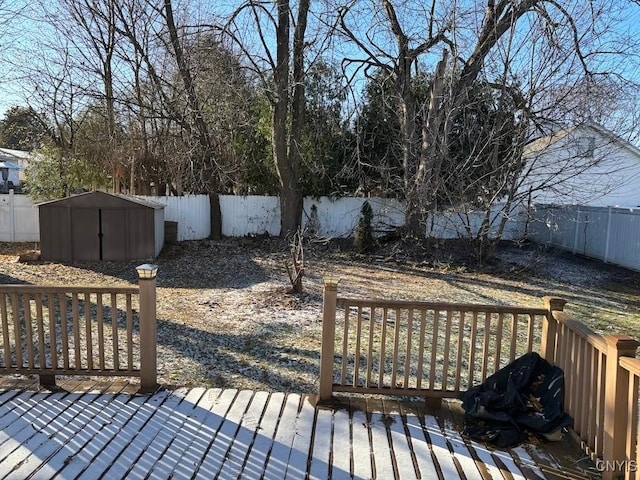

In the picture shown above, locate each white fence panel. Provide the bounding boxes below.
[530,204,640,271]
[218,195,405,238]
[219,195,281,237]
[426,203,528,241]
[0,192,39,242]
[139,195,210,241]
[302,197,404,238]
[528,205,576,249]
[607,209,640,270]
[575,207,608,259]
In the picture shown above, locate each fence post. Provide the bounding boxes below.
[9,189,15,242]
[319,277,339,403]
[602,335,639,480]
[136,264,159,393]
[541,297,565,364]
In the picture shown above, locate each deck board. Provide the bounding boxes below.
[284,394,315,480]
[52,393,140,479]
[263,392,300,480]
[240,391,284,480]
[350,398,373,479]
[368,398,396,479]
[0,384,594,479]
[331,407,352,480]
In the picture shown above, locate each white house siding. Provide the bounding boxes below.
[521,125,640,208]
[0,191,39,242]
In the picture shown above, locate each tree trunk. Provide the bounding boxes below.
[209,193,222,240]
[272,0,308,238]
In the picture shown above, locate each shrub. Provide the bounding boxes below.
[354,201,374,253]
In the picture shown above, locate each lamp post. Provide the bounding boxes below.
[136,264,158,393]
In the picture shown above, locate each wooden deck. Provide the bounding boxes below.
[0,379,596,480]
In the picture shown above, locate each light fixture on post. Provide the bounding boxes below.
[136,263,158,280]
[323,275,340,290]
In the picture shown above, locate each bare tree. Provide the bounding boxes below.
[222,0,313,237]
[338,0,640,245]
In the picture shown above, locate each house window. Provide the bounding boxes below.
[576,136,595,158]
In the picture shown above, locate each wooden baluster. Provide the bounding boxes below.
[416,310,426,389]
[366,307,375,388]
[72,293,81,370]
[480,311,491,381]
[111,293,119,371]
[353,306,363,388]
[430,309,440,389]
[509,313,518,362]
[24,293,34,370]
[126,294,134,372]
[85,293,93,371]
[341,307,349,387]
[10,293,22,369]
[391,308,401,388]
[442,310,452,391]
[97,293,105,370]
[454,311,465,392]
[468,311,478,388]
[48,294,57,370]
[1,294,11,368]
[379,308,388,388]
[404,308,413,389]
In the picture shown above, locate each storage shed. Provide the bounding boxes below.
[38,191,165,261]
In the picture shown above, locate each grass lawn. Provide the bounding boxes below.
[1,238,639,393]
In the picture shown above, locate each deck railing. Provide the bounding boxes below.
[0,266,158,392]
[318,279,640,480]
[543,300,640,480]
[318,278,549,402]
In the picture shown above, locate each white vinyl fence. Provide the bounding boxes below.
[426,203,528,241]
[1,193,406,242]
[219,195,405,238]
[138,195,210,241]
[529,204,640,271]
[0,191,39,242]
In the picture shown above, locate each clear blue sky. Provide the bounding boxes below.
[2,0,640,121]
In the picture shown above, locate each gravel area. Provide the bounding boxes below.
[2,237,640,393]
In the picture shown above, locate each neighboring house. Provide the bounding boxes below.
[0,161,23,193]
[0,147,31,188]
[520,122,640,207]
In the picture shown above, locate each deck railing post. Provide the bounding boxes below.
[137,264,159,393]
[602,335,639,480]
[541,296,565,364]
[319,277,339,402]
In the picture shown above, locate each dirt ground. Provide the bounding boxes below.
[1,237,640,393]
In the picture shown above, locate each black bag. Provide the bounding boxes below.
[462,352,573,447]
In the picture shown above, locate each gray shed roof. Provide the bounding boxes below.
[37,191,165,209]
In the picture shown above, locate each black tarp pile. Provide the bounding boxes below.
[462,352,573,447]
